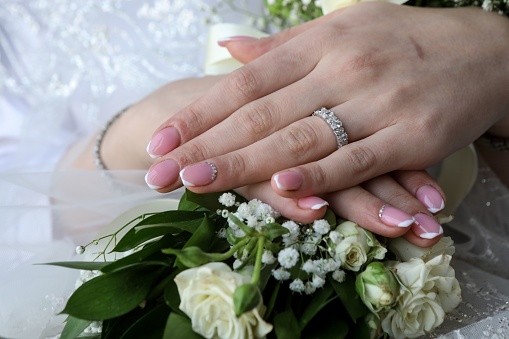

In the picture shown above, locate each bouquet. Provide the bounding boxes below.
[49,190,461,339]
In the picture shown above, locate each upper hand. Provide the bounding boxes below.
[144,3,509,198]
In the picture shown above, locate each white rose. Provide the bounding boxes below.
[388,236,455,262]
[174,262,273,339]
[381,290,445,338]
[394,255,461,313]
[334,221,386,272]
[383,254,461,336]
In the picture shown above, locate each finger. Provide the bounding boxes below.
[271,125,414,197]
[403,229,442,248]
[361,173,444,241]
[148,93,387,193]
[322,183,413,239]
[234,181,328,224]
[392,170,446,214]
[220,11,340,63]
[173,116,338,193]
[147,27,325,159]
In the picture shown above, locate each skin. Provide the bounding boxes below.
[66,76,444,247]
[147,3,509,198]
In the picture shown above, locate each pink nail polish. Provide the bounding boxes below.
[147,127,181,158]
[273,171,303,191]
[298,196,329,210]
[379,205,415,228]
[145,160,180,190]
[217,36,258,46]
[179,162,217,187]
[416,185,445,213]
[412,213,443,239]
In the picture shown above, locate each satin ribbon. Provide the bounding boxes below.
[204,1,478,214]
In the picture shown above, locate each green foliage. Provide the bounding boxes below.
[54,191,379,338]
[61,267,161,320]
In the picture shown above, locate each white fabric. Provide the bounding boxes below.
[0,1,508,338]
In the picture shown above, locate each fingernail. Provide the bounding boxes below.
[378,205,415,228]
[416,185,445,213]
[273,171,303,191]
[147,127,181,159]
[412,213,443,239]
[298,196,329,210]
[179,162,217,187]
[145,160,180,190]
[217,35,257,46]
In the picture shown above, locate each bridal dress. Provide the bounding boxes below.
[0,1,508,338]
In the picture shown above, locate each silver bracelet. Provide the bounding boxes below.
[477,132,509,152]
[93,106,132,170]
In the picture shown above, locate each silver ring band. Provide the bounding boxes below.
[312,107,348,148]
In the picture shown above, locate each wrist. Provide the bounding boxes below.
[100,105,154,170]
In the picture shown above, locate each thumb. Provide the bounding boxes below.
[218,13,334,64]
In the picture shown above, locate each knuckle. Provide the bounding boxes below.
[228,67,260,101]
[344,144,377,175]
[282,122,320,159]
[340,50,380,75]
[225,152,249,179]
[176,142,209,167]
[305,163,329,190]
[236,102,276,138]
[173,105,206,141]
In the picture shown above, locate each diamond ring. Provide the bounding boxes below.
[311,107,348,149]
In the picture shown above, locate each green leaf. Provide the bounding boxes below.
[274,309,300,339]
[163,313,203,339]
[261,223,289,241]
[120,302,171,339]
[60,316,92,339]
[226,227,243,245]
[323,208,337,228]
[183,215,216,251]
[184,189,244,212]
[178,190,203,211]
[113,211,205,252]
[298,283,335,331]
[102,234,184,273]
[62,267,160,320]
[164,277,183,315]
[43,261,111,271]
[330,274,369,322]
[228,213,257,237]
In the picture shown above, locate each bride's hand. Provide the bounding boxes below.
[144,3,509,199]
[237,170,445,248]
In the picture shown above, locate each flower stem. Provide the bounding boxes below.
[219,237,250,260]
[251,236,266,285]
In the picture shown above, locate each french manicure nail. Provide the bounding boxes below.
[147,127,181,158]
[273,171,303,191]
[179,162,217,187]
[378,205,415,228]
[298,196,329,210]
[416,185,445,213]
[412,213,443,239]
[217,35,258,45]
[145,160,180,190]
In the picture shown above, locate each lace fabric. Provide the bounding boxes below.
[0,1,508,338]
